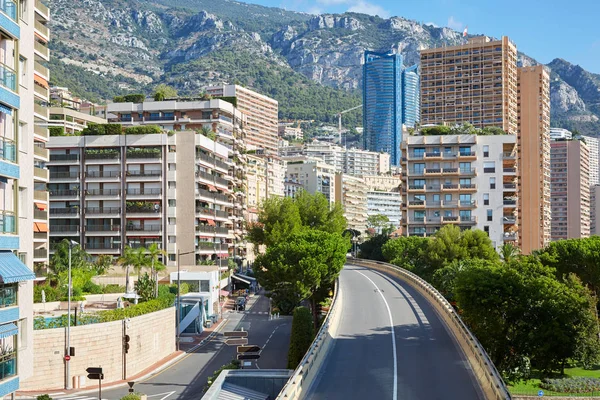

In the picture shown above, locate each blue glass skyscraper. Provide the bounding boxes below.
[362,51,420,166]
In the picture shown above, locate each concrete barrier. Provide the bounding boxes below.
[349,258,511,400]
[275,278,343,400]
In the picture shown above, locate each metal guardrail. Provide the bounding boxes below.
[348,258,511,400]
[276,278,340,400]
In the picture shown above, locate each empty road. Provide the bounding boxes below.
[306,264,484,400]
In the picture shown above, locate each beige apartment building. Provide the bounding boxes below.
[284,156,337,205]
[206,85,279,154]
[246,153,285,221]
[518,66,551,252]
[420,36,519,135]
[401,133,518,249]
[45,106,107,135]
[335,173,368,234]
[591,185,600,235]
[550,139,590,240]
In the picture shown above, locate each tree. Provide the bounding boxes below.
[49,239,91,274]
[153,84,178,101]
[366,214,391,235]
[134,272,155,302]
[147,244,166,298]
[359,233,389,261]
[500,243,520,263]
[287,306,315,369]
[247,196,302,249]
[254,230,349,327]
[118,246,140,293]
[450,122,478,135]
[381,236,429,274]
[294,190,346,234]
[93,255,114,276]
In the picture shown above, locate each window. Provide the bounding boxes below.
[18,122,26,153]
[484,226,490,235]
[412,179,425,188]
[444,210,452,217]
[459,178,471,186]
[413,163,425,173]
[484,161,495,173]
[19,0,27,20]
[414,194,425,202]
[444,147,452,154]
[19,57,26,87]
[484,193,489,205]
[459,162,471,173]
[433,194,440,202]
[0,284,17,308]
[200,280,210,292]
[487,209,493,222]
[444,194,452,202]
[169,254,176,262]
[168,181,176,189]
[490,177,496,189]
[168,236,176,244]
[459,210,471,220]
[0,330,16,380]
[433,210,440,217]
[168,163,176,171]
[168,199,176,207]
[459,146,472,156]
[459,194,471,203]
[168,218,176,225]
[483,145,489,157]
[19,187,27,218]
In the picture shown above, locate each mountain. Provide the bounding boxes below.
[47,0,600,134]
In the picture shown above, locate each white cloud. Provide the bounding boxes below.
[447,16,463,31]
[424,22,438,27]
[347,0,390,18]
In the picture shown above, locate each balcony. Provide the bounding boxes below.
[408,152,425,160]
[35,0,49,18]
[34,41,49,60]
[49,225,80,234]
[197,241,216,251]
[503,216,517,225]
[0,212,16,234]
[0,63,16,93]
[49,154,79,163]
[196,171,229,187]
[460,183,477,191]
[196,188,231,204]
[85,225,121,233]
[503,199,517,207]
[126,149,161,160]
[503,167,517,175]
[34,102,48,118]
[458,151,476,159]
[34,83,49,99]
[84,207,121,216]
[85,170,121,179]
[459,216,477,225]
[34,248,48,259]
[502,152,516,160]
[126,224,162,234]
[147,115,175,121]
[503,183,517,191]
[34,190,48,202]
[34,61,48,79]
[126,170,161,180]
[424,168,442,175]
[407,185,425,191]
[424,152,442,160]
[34,20,49,39]
[442,216,460,223]
[125,188,162,198]
[459,168,476,176]
[459,200,476,208]
[50,207,79,217]
[441,184,458,191]
[34,209,47,220]
[33,145,49,160]
[0,137,16,164]
[85,189,121,198]
[1,0,16,21]
[34,166,49,181]
[85,150,120,161]
[50,189,79,199]
[84,243,120,251]
[50,171,79,181]
[34,124,49,139]
[196,207,229,219]
[408,169,425,176]
[197,153,230,171]
[196,225,229,235]
[442,167,459,174]
[408,200,426,208]
[125,204,161,215]
[503,232,517,241]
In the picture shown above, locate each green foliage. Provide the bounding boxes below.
[214,96,236,107]
[119,393,143,400]
[135,273,155,302]
[287,306,315,369]
[359,234,389,261]
[366,214,391,234]
[81,123,123,136]
[82,280,102,294]
[36,395,53,400]
[419,123,506,136]
[102,284,126,294]
[49,126,66,137]
[294,191,346,234]
[33,284,62,303]
[381,236,430,274]
[169,283,189,295]
[113,94,146,103]
[50,239,92,274]
[93,255,114,275]
[500,243,520,263]
[153,84,178,101]
[124,125,162,135]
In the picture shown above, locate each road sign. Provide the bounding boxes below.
[86,367,104,380]
[128,382,135,393]
[224,331,248,338]
[237,345,261,353]
[225,338,248,346]
[237,354,260,360]
[64,355,71,362]
[538,390,544,397]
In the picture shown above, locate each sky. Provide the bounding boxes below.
[249,0,600,74]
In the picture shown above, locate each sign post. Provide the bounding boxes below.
[128,381,135,393]
[86,367,104,400]
[224,331,248,338]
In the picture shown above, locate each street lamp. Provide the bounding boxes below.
[65,239,78,390]
[176,249,196,351]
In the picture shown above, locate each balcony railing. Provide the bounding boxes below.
[0,285,16,308]
[148,115,175,121]
[50,154,79,162]
[126,170,161,178]
[34,124,49,139]
[34,83,48,98]
[50,207,79,215]
[0,211,16,234]
[85,171,121,178]
[50,225,80,232]
[503,233,517,241]
[125,188,161,196]
[33,145,49,159]
[0,63,15,92]
[126,150,161,159]
[85,189,121,196]
[196,171,229,186]
[85,243,120,250]
[0,0,17,20]
[196,207,229,219]
[34,248,48,259]
[125,205,161,214]
[34,20,48,37]
[34,41,49,59]
[0,137,16,163]
[34,167,48,180]
[0,354,16,382]
[197,153,229,170]
[34,61,48,78]
[503,183,517,190]
[443,168,458,173]
[85,207,121,214]
[50,172,79,179]
[198,241,216,250]
[85,151,120,160]
[34,103,48,118]
[196,225,229,234]
[34,209,47,220]
[34,190,48,201]
[503,216,517,224]
[126,225,162,232]
[197,188,230,203]
[503,168,516,174]
[50,189,78,197]
[85,225,120,232]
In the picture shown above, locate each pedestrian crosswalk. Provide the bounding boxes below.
[244,311,269,314]
[35,396,108,400]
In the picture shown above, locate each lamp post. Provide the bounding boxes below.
[176,249,196,351]
[65,240,78,390]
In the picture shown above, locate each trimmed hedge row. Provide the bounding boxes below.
[287,306,315,369]
[80,123,162,136]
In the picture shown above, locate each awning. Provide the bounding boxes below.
[34,75,48,88]
[208,185,217,192]
[0,103,12,115]
[236,274,256,282]
[34,222,48,232]
[207,219,216,227]
[35,202,47,210]
[0,323,18,339]
[0,251,35,283]
[231,275,251,285]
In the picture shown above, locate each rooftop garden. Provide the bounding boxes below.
[414,123,507,136]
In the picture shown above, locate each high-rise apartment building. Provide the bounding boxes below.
[401,134,518,249]
[550,128,573,141]
[284,156,336,205]
[335,173,368,234]
[582,135,599,186]
[591,185,600,235]
[420,36,518,135]
[518,66,551,253]
[550,139,590,240]
[246,153,285,221]
[363,51,419,166]
[205,85,278,154]
[364,174,402,231]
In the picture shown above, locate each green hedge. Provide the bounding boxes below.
[113,94,145,103]
[124,125,162,135]
[81,123,123,136]
[287,306,314,369]
[49,126,66,136]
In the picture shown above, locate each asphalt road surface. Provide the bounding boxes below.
[305,264,484,400]
[99,292,291,400]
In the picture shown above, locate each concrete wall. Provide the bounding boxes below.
[21,307,175,391]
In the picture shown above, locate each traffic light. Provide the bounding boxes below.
[69,347,75,357]
[123,334,130,353]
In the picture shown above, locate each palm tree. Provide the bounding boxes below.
[133,247,149,279]
[500,243,520,263]
[147,244,166,298]
[118,246,137,294]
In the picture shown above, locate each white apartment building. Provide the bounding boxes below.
[284,156,337,205]
[45,106,107,135]
[583,135,599,186]
[364,175,402,231]
[47,131,245,267]
[549,128,573,141]
[278,124,303,141]
[401,134,518,249]
[335,173,368,234]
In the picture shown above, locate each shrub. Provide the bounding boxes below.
[82,280,103,294]
[103,284,126,294]
[37,395,53,400]
[114,94,145,103]
[49,126,65,136]
[169,283,189,295]
[287,306,314,369]
[34,284,62,303]
[124,125,162,135]
[540,377,600,393]
[119,394,142,400]
[158,284,171,298]
[81,123,123,136]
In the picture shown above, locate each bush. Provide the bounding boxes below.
[124,125,162,135]
[540,377,600,393]
[287,306,315,369]
[81,123,123,136]
[36,395,53,400]
[113,94,145,103]
[49,127,65,136]
[103,284,126,294]
[34,284,62,303]
[119,394,143,400]
[169,283,189,295]
[82,280,103,294]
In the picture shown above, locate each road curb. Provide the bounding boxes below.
[16,318,229,399]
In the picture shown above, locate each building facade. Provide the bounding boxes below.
[45,107,107,135]
[582,135,599,186]
[518,66,551,253]
[365,174,402,232]
[591,185,600,235]
[401,134,518,249]
[334,173,368,234]
[246,153,285,221]
[284,156,337,205]
[420,36,519,135]
[550,128,573,141]
[205,85,278,154]
[550,139,590,240]
[363,51,419,166]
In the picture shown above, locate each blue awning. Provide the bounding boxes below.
[0,323,17,339]
[0,103,13,116]
[0,252,35,283]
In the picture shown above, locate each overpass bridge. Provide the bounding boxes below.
[277,260,511,400]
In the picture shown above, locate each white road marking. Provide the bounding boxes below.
[147,391,177,399]
[356,270,398,400]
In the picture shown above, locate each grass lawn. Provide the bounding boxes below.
[509,366,600,396]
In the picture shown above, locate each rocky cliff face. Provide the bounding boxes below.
[47,0,600,134]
